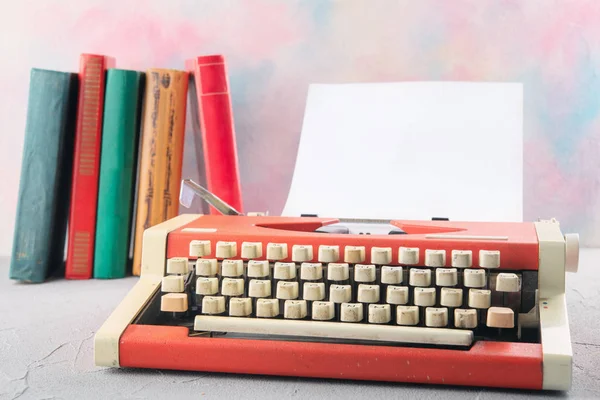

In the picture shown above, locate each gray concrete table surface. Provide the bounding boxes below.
[1,250,599,400]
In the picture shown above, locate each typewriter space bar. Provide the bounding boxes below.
[194,316,474,347]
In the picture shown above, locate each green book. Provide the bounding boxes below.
[93,69,143,278]
[10,68,78,282]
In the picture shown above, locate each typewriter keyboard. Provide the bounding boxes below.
[154,242,538,348]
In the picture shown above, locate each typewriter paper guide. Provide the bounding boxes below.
[282,81,523,222]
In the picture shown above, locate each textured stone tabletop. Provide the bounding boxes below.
[1,251,599,399]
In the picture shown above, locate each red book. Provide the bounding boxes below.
[186,55,243,214]
[65,54,115,279]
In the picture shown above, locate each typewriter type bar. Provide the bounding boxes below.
[95,214,579,391]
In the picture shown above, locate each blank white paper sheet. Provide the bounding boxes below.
[282,81,523,222]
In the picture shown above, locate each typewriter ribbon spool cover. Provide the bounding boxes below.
[94,181,579,391]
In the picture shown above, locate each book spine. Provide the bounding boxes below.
[9,69,78,282]
[65,54,114,279]
[189,55,243,214]
[132,69,188,276]
[93,70,143,279]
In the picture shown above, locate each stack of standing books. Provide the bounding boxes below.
[9,54,244,282]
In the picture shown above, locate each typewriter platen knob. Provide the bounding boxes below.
[565,233,579,273]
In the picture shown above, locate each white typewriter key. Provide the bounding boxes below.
[396,306,419,325]
[166,257,189,275]
[463,269,486,288]
[248,279,271,298]
[292,245,313,262]
[196,259,218,277]
[221,259,244,277]
[371,247,392,265]
[479,250,500,268]
[425,249,446,267]
[312,301,335,320]
[399,247,419,265]
[454,309,478,329]
[221,278,244,296]
[216,241,237,259]
[266,243,288,260]
[247,260,270,278]
[440,288,463,307]
[318,245,340,263]
[162,275,185,293]
[486,307,515,328]
[386,286,409,305]
[273,262,297,280]
[425,307,448,327]
[381,266,403,284]
[381,267,402,285]
[495,273,521,292]
[196,277,219,295]
[469,289,492,309]
[202,296,225,315]
[256,298,279,318]
[276,281,299,299]
[327,263,350,281]
[451,250,472,268]
[344,246,365,263]
[330,285,352,303]
[414,287,436,307]
[409,268,431,287]
[241,242,262,259]
[341,303,364,322]
[300,262,323,280]
[436,268,458,287]
[161,293,188,312]
[189,240,211,257]
[354,264,376,283]
[369,304,391,324]
[303,282,326,301]
[284,300,308,319]
[229,298,252,317]
[357,284,380,303]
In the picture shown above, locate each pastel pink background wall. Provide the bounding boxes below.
[1,0,599,254]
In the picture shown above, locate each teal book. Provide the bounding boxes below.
[93,69,143,278]
[9,68,78,282]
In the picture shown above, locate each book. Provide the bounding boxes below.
[186,55,244,214]
[93,69,144,279]
[131,69,188,276]
[9,68,78,282]
[65,54,115,279]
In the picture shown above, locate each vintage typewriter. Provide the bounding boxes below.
[94,179,579,391]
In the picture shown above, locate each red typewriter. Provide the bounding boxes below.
[94,179,579,391]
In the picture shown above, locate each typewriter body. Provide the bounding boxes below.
[94,182,579,391]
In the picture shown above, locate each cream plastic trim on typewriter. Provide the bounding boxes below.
[94,214,199,368]
[194,315,473,347]
[535,219,573,391]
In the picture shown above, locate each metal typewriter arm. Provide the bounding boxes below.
[179,179,242,216]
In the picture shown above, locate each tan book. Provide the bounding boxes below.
[132,69,188,276]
